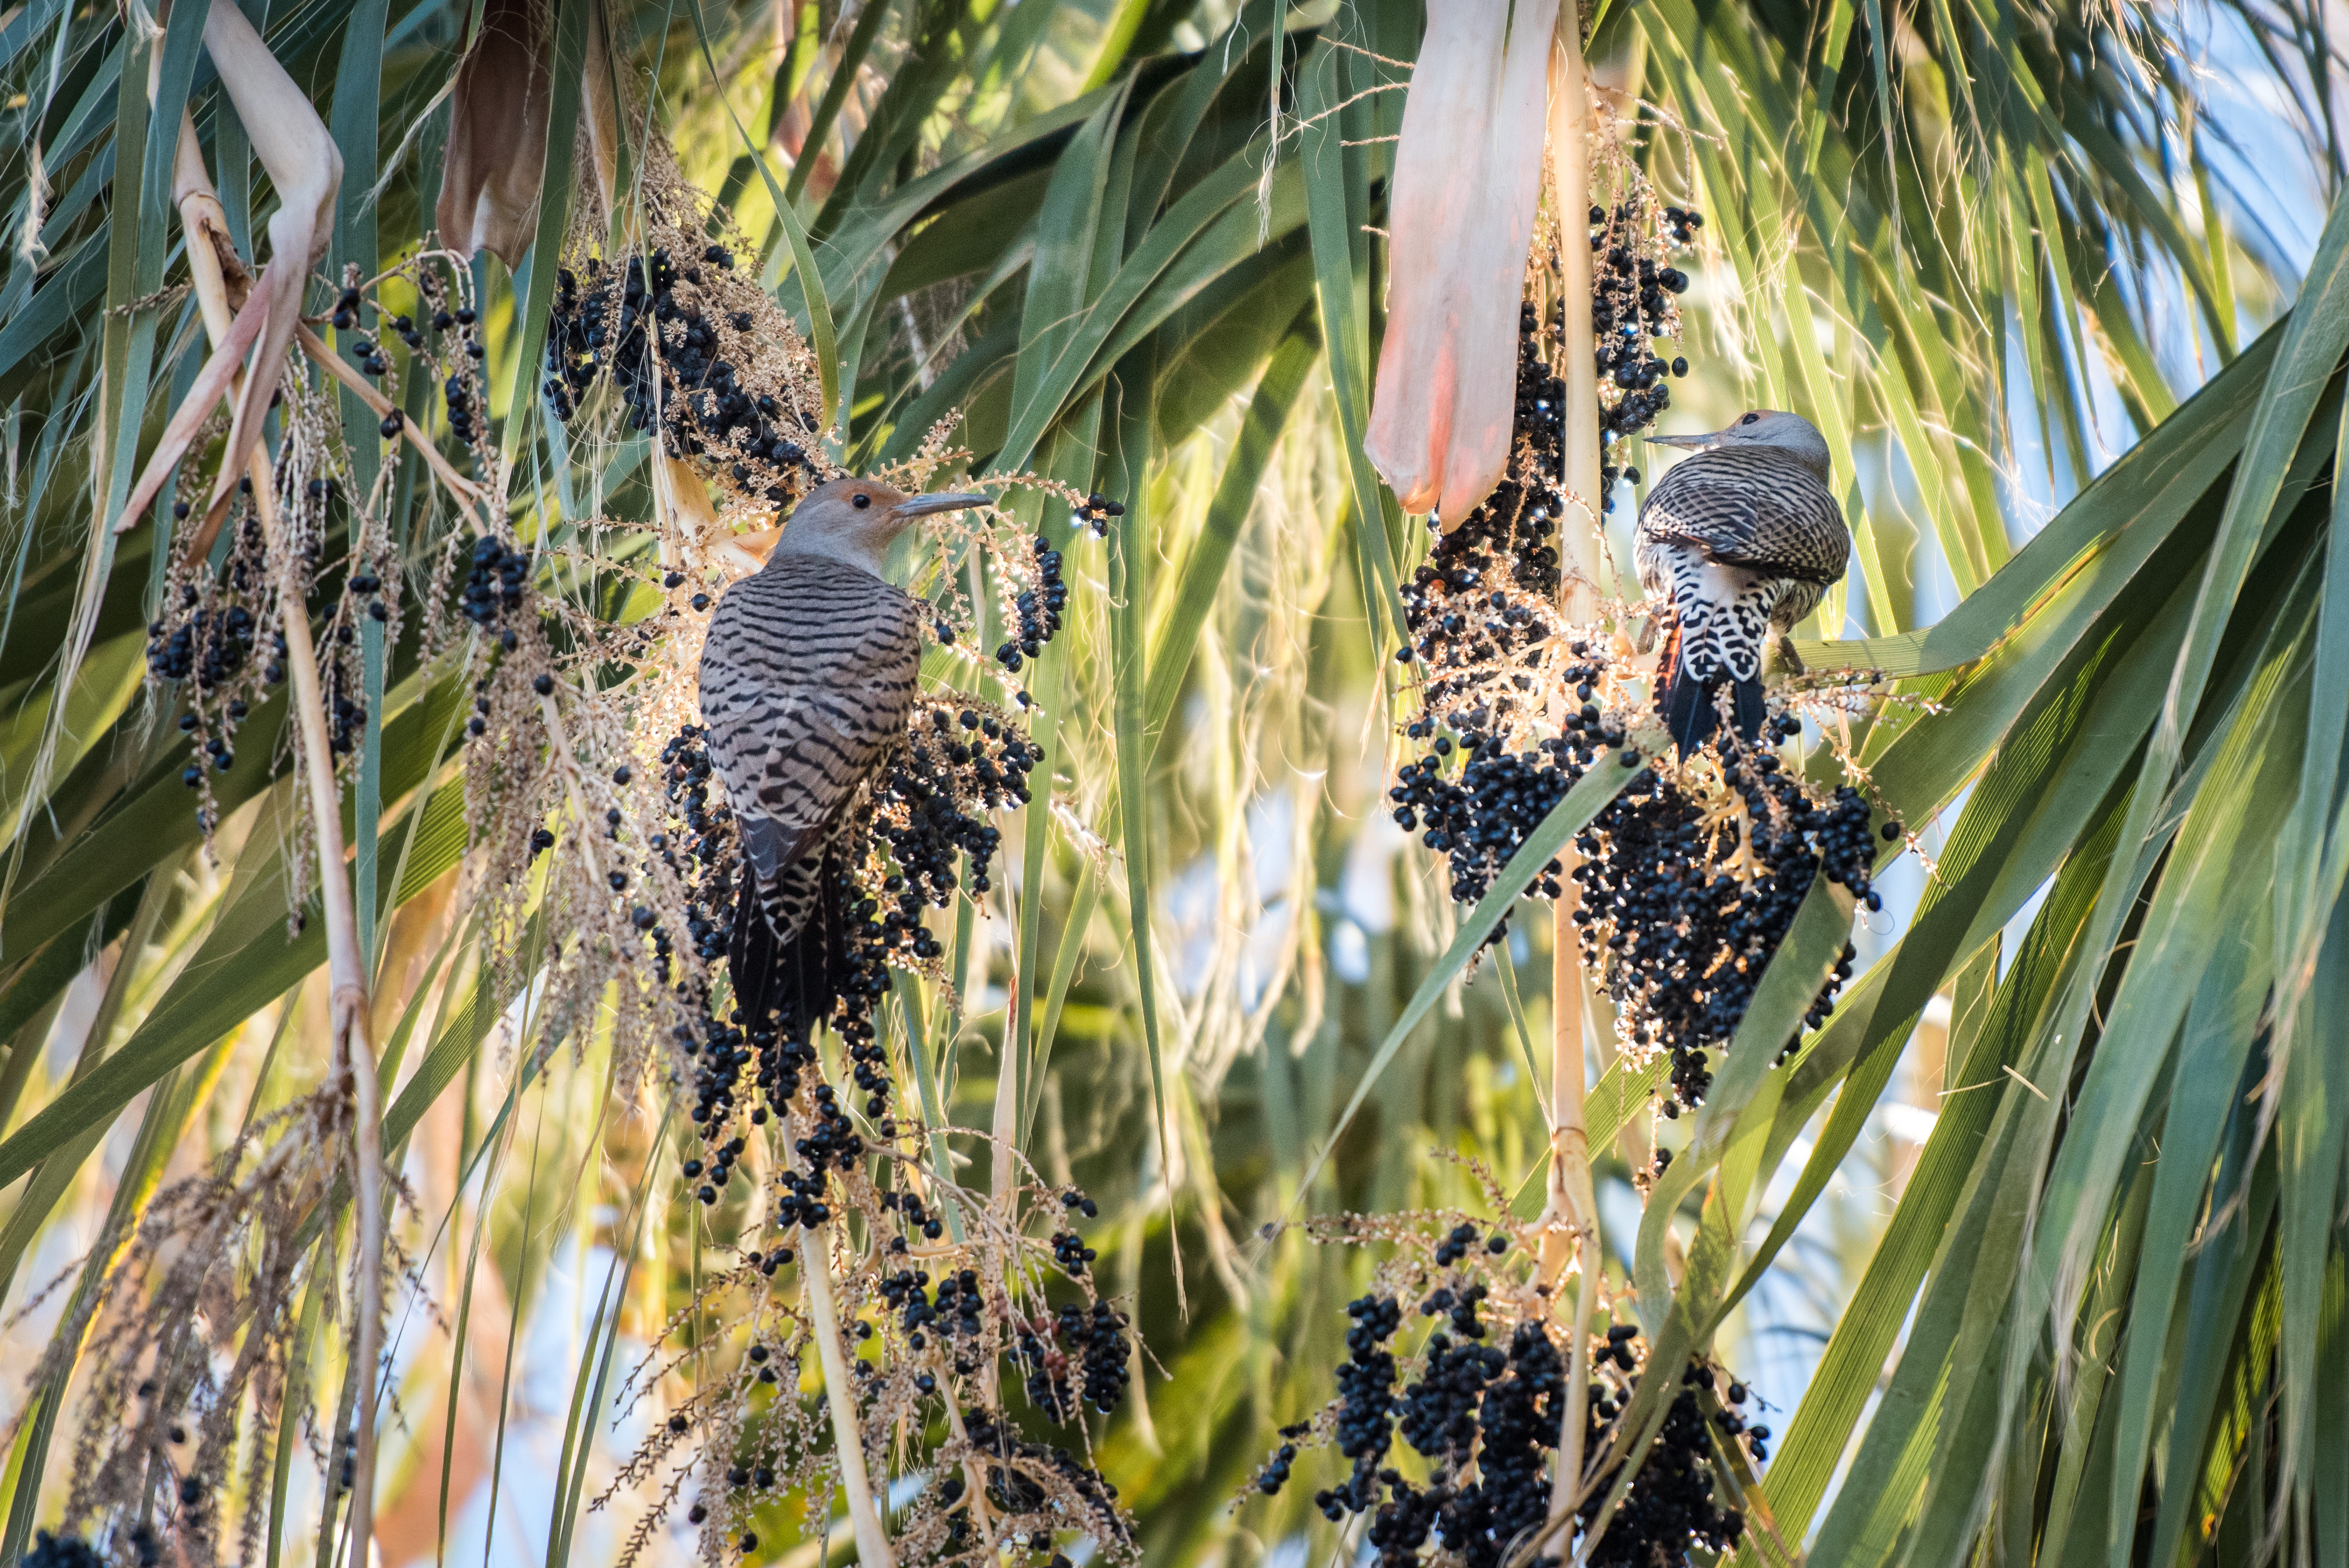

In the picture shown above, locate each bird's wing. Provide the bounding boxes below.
[698,557,920,930]
[1641,449,1849,584]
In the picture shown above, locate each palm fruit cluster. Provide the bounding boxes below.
[1570,728,1876,1109]
[149,587,260,697]
[147,464,374,838]
[332,265,489,467]
[1388,303,1615,929]
[994,495,1116,672]
[457,532,530,652]
[25,1531,108,1568]
[1013,1291,1131,1423]
[1590,197,1700,511]
[997,532,1069,672]
[942,1407,1134,1558]
[628,1177,1137,1566]
[433,301,488,454]
[1258,1216,1756,1568]
[1385,189,1884,1108]
[544,244,825,515]
[876,699,1038,909]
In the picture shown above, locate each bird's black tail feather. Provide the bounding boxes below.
[728,855,844,1038]
[1659,625,1767,753]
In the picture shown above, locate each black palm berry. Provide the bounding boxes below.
[996,529,1085,673]
[545,251,821,511]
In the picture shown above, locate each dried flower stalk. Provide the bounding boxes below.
[118,0,342,540]
[1543,6,1605,1552]
[1365,0,1564,526]
[155,30,387,1554]
[800,1225,898,1568]
[434,0,551,266]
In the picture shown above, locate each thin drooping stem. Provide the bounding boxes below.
[171,104,384,1561]
[1543,5,1606,1560]
[296,324,488,520]
[801,1224,898,1568]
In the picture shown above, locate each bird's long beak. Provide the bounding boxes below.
[892,490,993,518]
[1643,430,1723,451]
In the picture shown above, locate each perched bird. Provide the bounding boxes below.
[1634,410,1849,751]
[698,476,988,1033]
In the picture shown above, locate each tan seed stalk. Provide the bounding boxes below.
[1544,2,1606,1557]
[800,1222,897,1568]
[166,72,384,1560]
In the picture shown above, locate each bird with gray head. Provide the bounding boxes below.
[698,475,989,1033]
[1634,409,1849,752]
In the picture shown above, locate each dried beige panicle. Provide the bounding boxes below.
[120,0,342,537]
[435,0,551,266]
[1364,0,1562,527]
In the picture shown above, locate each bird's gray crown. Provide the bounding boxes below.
[1646,409,1831,483]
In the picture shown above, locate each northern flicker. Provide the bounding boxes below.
[1634,410,1850,751]
[698,476,988,1032]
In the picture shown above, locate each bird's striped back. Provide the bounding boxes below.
[698,553,922,943]
[1633,441,1849,749]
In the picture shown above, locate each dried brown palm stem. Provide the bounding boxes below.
[1544,5,1605,1560]
[800,1217,897,1568]
[294,324,489,523]
[170,104,386,1562]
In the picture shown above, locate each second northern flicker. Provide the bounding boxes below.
[698,476,987,1032]
[1634,410,1850,750]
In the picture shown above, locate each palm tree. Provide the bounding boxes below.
[0,0,2339,1563]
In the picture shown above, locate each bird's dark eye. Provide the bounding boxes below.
[1740,413,1760,425]
[852,493,872,509]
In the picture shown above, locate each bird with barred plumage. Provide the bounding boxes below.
[698,476,989,1033]
[1634,410,1851,751]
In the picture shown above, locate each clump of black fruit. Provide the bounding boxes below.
[1590,199,1701,510]
[1271,1289,1752,1568]
[1569,720,1875,1110]
[544,247,818,509]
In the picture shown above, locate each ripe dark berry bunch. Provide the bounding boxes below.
[1261,1216,1759,1568]
[147,587,258,694]
[938,1408,1134,1560]
[329,264,489,469]
[24,1532,106,1568]
[1051,1229,1094,1277]
[1074,492,1123,536]
[1397,304,1571,705]
[660,723,738,969]
[874,699,1036,909]
[146,472,337,835]
[544,240,824,515]
[457,533,530,650]
[1327,1292,1404,1513]
[453,535,536,742]
[1292,1281,1581,1568]
[1590,195,1700,510]
[1059,1298,1133,1412]
[1018,1323,1079,1421]
[997,534,1071,673]
[1577,1356,1750,1568]
[620,1162,1140,1565]
[1567,724,1875,1110]
[1388,294,1639,940]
